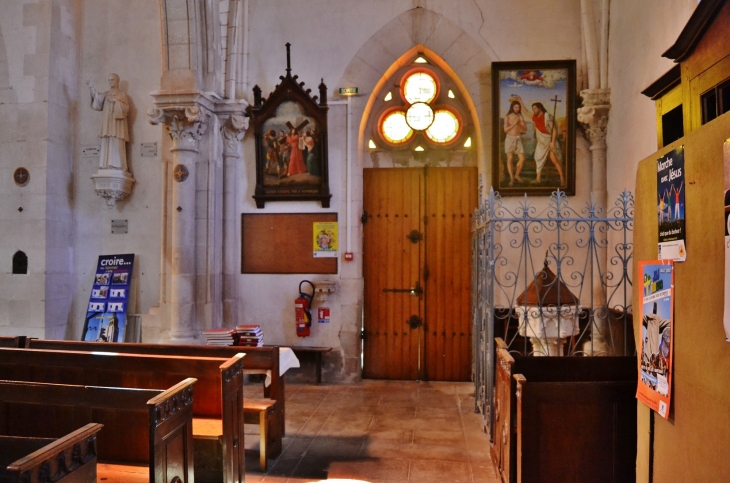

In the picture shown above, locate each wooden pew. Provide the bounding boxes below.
[1,423,102,483]
[0,337,25,348]
[0,348,244,483]
[491,338,636,483]
[0,379,196,483]
[27,340,286,444]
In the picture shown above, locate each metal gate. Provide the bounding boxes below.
[471,189,634,435]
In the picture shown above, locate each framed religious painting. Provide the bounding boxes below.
[492,60,576,196]
[249,43,331,208]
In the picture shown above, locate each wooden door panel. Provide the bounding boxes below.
[425,168,477,381]
[363,169,423,379]
[364,167,475,381]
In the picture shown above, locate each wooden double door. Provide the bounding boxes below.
[362,167,477,381]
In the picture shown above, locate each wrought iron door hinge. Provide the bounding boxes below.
[407,230,423,244]
[361,211,369,224]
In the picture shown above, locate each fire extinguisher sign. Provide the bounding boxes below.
[318,307,330,323]
[313,222,338,258]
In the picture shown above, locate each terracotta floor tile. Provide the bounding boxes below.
[408,459,472,483]
[327,458,411,481]
[246,381,500,482]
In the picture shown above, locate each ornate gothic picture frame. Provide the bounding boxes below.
[249,44,331,208]
[492,60,576,196]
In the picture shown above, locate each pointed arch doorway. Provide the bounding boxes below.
[363,166,476,381]
[348,38,488,381]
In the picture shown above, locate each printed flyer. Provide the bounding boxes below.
[722,139,730,342]
[313,221,338,258]
[637,260,674,420]
[657,146,686,261]
[81,254,135,342]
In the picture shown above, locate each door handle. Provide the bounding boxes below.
[383,281,423,296]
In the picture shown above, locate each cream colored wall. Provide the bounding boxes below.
[69,0,163,340]
[634,112,730,483]
[606,0,697,201]
[240,0,583,380]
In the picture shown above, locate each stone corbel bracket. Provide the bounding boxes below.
[577,88,611,149]
[221,114,249,159]
[91,169,136,207]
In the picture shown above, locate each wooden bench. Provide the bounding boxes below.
[0,378,196,483]
[286,346,332,384]
[27,339,286,450]
[0,347,244,483]
[491,338,636,483]
[0,336,25,348]
[1,423,103,483]
[242,398,278,471]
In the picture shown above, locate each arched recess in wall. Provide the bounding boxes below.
[12,251,28,275]
[338,7,493,175]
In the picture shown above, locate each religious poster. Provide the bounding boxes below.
[723,139,730,342]
[637,260,674,420]
[81,254,134,343]
[657,146,686,261]
[313,221,338,258]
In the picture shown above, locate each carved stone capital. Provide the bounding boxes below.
[147,106,211,153]
[90,169,135,206]
[221,114,249,159]
[578,88,611,149]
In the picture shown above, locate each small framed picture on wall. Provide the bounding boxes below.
[492,60,576,196]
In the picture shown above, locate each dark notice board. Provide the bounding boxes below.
[241,213,338,274]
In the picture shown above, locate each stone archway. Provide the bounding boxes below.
[338,6,494,176]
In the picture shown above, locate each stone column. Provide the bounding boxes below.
[221,114,248,326]
[148,106,210,342]
[578,88,611,355]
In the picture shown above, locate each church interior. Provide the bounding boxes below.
[1,0,730,482]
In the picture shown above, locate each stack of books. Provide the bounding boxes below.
[201,327,236,346]
[235,324,264,347]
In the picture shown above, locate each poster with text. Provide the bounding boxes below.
[637,260,674,420]
[722,139,730,342]
[657,146,686,261]
[313,221,338,258]
[81,254,134,343]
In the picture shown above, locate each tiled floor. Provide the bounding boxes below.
[243,380,501,483]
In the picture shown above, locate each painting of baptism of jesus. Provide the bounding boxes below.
[262,101,323,187]
[492,60,576,196]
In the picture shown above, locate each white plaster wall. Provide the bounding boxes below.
[68,0,163,340]
[0,1,53,338]
[606,0,697,200]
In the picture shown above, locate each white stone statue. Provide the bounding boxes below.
[87,73,130,171]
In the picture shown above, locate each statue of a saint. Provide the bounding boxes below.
[87,73,130,171]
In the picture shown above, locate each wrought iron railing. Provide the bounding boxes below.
[471,189,634,435]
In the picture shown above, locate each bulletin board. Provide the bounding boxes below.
[241,213,338,274]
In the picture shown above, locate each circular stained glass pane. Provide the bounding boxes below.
[403,72,437,104]
[381,111,413,144]
[406,103,434,131]
[425,110,460,143]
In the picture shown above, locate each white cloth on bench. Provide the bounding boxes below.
[244,347,300,387]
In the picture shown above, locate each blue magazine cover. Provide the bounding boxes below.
[81,254,134,342]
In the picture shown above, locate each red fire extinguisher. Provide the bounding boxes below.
[295,280,315,337]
